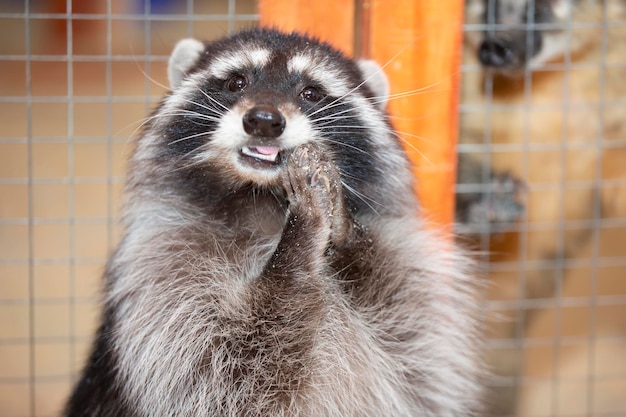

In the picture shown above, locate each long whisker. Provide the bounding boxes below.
[168,131,211,146]
[124,100,223,143]
[155,110,221,124]
[390,132,434,165]
[177,97,227,117]
[340,181,384,217]
[190,85,231,114]
[313,115,362,128]
[391,129,437,145]
[169,146,215,174]
[312,107,358,122]
[306,44,414,119]
[131,54,171,92]
[320,137,372,156]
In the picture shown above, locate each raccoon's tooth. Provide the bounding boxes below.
[241,146,256,158]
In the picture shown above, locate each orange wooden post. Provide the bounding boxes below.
[258,0,464,226]
[366,0,464,226]
[258,0,355,55]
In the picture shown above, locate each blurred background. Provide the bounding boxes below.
[0,0,257,415]
[0,1,625,416]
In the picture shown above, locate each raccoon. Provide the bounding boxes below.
[465,0,600,73]
[63,28,484,417]
[461,1,626,415]
[456,0,622,233]
[464,0,626,74]
[462,0,626,296]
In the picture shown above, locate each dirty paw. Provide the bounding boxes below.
[282,144,350,245]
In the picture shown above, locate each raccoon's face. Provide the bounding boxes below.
[465,0,597,73]
[137,29,401,213]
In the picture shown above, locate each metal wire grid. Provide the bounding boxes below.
[1,1,625,416]
[0,1,257,416]
[458,1,626,416]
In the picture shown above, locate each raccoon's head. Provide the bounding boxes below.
[134,28,410,216]
[465,0,604,73]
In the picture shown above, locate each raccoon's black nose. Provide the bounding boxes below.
[478,38,515,68]
[242,105,286,138]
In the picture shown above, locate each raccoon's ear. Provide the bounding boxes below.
[357,59,389,110]
[168,38,205,89]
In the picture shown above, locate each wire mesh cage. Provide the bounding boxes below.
[0,1,625,416]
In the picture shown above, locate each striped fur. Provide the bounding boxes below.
[64,28,484,417]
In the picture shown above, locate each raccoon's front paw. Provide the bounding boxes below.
[282,144,350,247]
[461,172,526,234]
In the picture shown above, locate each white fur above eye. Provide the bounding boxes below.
[168,38,205,89]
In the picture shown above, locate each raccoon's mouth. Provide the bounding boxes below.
[240,146,282,168]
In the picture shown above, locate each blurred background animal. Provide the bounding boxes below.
[458,0,626,415]
[455,154,526,233]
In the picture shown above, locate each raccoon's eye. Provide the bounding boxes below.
[227,74,247,92]
[300,86,324,102]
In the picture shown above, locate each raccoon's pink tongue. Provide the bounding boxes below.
[255,146,279,156]
[242,146,280,162]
